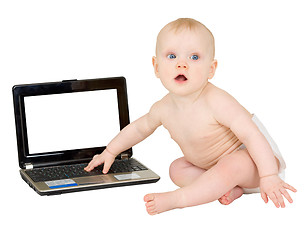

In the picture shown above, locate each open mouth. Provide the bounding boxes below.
[175,74,188,82]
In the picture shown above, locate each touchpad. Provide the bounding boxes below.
[75,176,105,185]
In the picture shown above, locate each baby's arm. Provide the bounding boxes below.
[84,101,162,173]
[208,88,296,207]
[208,89,278,177]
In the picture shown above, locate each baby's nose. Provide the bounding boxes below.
[176,61,188,69]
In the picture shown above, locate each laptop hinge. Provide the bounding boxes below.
[120,153,129,160]
[24,163,34,170]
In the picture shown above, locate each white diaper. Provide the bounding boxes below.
[240,114,286,194]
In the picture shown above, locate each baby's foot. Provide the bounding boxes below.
[144,191,182,215]
[218,186,244,205]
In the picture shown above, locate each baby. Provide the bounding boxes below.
[85,18,296,215]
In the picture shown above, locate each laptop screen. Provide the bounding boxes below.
[24,89,120,154]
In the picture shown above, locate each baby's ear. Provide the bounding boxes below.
[208,59,218,79]
[152,56,160,78]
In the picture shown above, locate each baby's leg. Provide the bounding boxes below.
[169,157,206,187]
[169,157,244,205]
[144,149,260,215]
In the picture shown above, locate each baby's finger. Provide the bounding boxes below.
[84,165,92,172]
[268,193,280,208]
[84,155,101,172]
[275,191,285,208]
[103,160,113,174]
[261,191,268,203]
[84,161,92,171]
[284,183,297,193]
[280,188,293,203]
[84,161,96,172]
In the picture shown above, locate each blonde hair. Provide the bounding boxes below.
[156,18,215,58]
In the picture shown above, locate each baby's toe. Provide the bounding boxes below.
[218,195,230,205]
[145,199,154,206]
[146,206,158,215]
[146,205,157,214]
[144,193,155,202]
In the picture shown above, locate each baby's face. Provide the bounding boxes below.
[153,26,217,97]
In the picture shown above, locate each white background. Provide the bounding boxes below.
[1,0,306,239]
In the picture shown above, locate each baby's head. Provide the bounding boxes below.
[156,18,215,60]
[153,18,217,96]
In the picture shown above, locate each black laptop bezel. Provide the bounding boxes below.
[13,77,132,169]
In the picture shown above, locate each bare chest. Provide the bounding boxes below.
[162,109,215,145]
[161,108,240,169]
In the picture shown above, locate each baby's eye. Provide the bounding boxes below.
[190,54,199,61]
[167,54,176,59]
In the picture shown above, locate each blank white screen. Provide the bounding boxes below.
[24,89,120,154]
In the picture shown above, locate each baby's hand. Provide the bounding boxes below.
[84,148,116,174]
[259,174,297,208]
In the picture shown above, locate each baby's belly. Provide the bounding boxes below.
[179,128,242,170]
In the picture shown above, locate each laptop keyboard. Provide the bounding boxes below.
[26,159,148,182]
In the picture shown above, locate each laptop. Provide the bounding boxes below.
[13,77,160,195]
